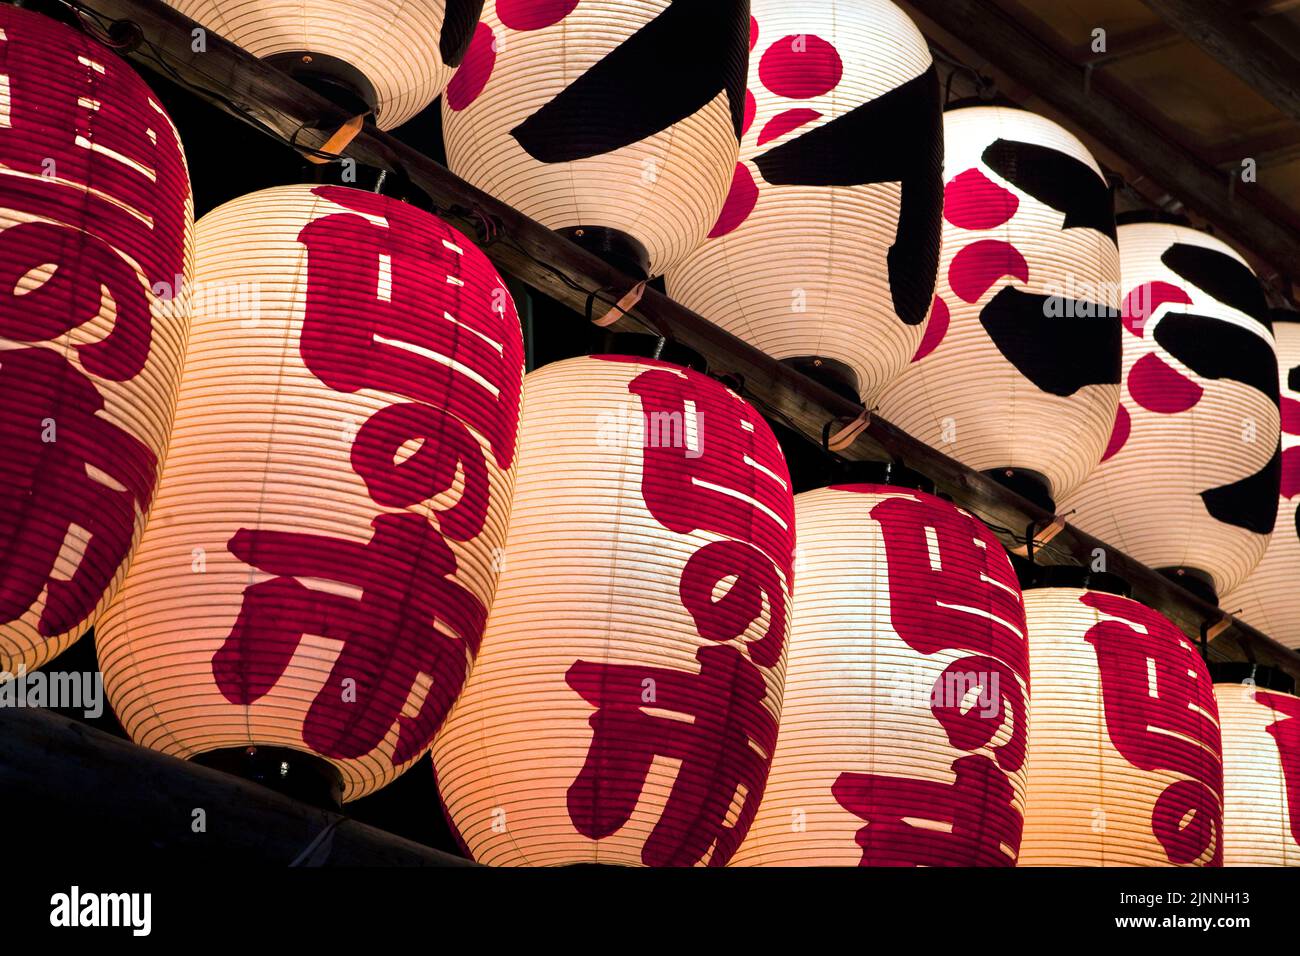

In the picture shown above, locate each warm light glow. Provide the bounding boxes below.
[732,484,1030,866]
[96,184,523,801]
[1214,682,1300,866]
[433,354,795,865]
[442,0,747,276]
[1020,588,1224,866]
[0,6,193,675]
[1223,318,1300,648]
[1061,223,1279,597]
[666,0,942,403]
[878,105,1121,501]
[168,1,478,129]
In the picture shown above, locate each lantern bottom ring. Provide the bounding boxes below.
[193,746,345,810]
[264,51,379,121]
[1157,565,1219,607]
[983,467,1055,514]
[781,355,861,404]
[557,226,651,282]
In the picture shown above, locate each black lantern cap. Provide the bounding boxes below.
[1115,209,1193,228]
[1157,565,1219,607]
[1208,661,1297,695]
[828,459,936,495]
[594,331,707,373]
[264,51,379,120]
[983,467,1055,514]
[1021,563,1132,596]
[194,746,345,810]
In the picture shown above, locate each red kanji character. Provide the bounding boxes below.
[832,754,1022,866]
[931,653,1027,773]
[613,360,794,575]
[1081,591,1224,865]
[867,492,1029,769]
[0,347,156,636]
[350,401,489,541]
[0,10,189,286]
[1258,690,1300,848]
[680,538,786,669]
[212,513,486,765]
[565,644,779,866]
[296,186,523,470]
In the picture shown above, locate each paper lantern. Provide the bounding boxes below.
[1061,221,1279,601]
[732,483,1030,866]
[1019,581,1224,866]
[877,104,1121,508]
[0,6,193,676]
[1213,672,1300,866]
[442,0,749,277]
[1222,313,1300,647]
[665,0,942,403]
[433,354,795,865]
[96,184,523,802]
[168,1,482,129]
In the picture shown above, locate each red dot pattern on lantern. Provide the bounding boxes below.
[0,5,194,676]
[1020,589,1225,866]
[96,184,523,801]
[434,355,795,866]
[732,485,1030,867]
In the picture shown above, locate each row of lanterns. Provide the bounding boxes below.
[1,1,1298,866]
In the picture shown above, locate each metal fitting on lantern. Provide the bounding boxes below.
[194,746,345,810]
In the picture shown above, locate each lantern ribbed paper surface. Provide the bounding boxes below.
[1061,223,1279,598]
[96,184,523,801]
[732,485,1030,866]
[168,1,480,129]
[1214,683,1300,866]
[877,105,1121,501]
[665,0,942,403]
[433,354,795,866]
[0,6,193,676]
[1222,318,1300,647]
[1019,589,1224,866]
[442,0,748,276]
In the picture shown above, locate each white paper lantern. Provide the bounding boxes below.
[1061,221,1280,600]
[0,6,193,675]
[1213,676,1300,866]
[442,0,749,277]
[168,1,481,129]
[96,184,524,801]
[877,104,1122,506]
[665,0,942,403]
[1020,584,1224,866]
[433,354,796,866]
[1222,314,1300,647]
[732,483,1030,866]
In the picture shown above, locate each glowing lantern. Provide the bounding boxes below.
[433,354,795,866]
[1222,313,1300,647]
[877,103,1121,508]
[1019,577,1224,866]
[0,6,193,676]
[168,1,482,129]
[442,0,749,277]
[96,184,523,802]
[732,482,1030,866]
[1060,220,1280,602]
[665,0,942,403]
[1212,668,1300,866]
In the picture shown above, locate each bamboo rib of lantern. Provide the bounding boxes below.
[75,0,1300,683]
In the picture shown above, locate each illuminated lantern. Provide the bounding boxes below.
[433,353,795,865]
[733,480,1030,866]
[666,0,942,403]
[1222,312,1300,647]
[1019,575,1224,866]
[1060,219,1280,602]
[877,103,1122,509]
[1212,667,1300,866]
[168,1,482,129]
[442,0,749,278]
[96,184,523,803]
[0,6,193,676]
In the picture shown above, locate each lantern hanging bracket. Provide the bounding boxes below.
[823,409,871,453]
[1199,614,1232,658]
[1011,514,1065,560]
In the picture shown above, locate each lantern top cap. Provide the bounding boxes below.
[1209,661,1297,695]
[828,459,936,495]
[1115,209,1193,228]
[593,332,708,373]
[1023,565,1132,597]
[943,94,1025,113]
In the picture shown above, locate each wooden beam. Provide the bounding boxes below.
[64,0,1300,687]
[0,705,474,864]
[1065,0,1298,65]
[1141,0,1300,127]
